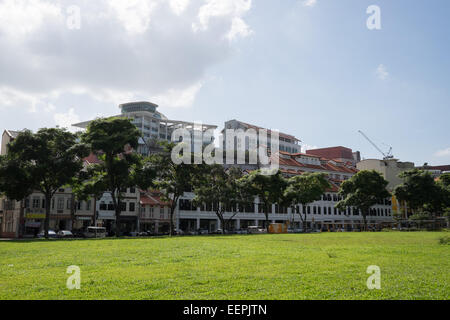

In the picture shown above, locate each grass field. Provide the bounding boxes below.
[0,232,449,300]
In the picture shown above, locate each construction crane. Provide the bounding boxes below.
[358,130,394,160]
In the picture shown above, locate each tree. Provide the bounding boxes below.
[149,142,196,236]
[336,170,390,231]
[80,117,154,237]
[192,165,253,233]
[240,169,287,231]
[394,169,442,215]
[0,128,89,238]
[283,173,330,232]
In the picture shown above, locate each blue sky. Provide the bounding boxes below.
[0,0,449,165]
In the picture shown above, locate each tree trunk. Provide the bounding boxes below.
[302,212,307,233]
[44,193,51,239]
[18,200,25,238]
[264,203,269,232]
[115,207,121,237]
[362,208,368,231]
[70,193,76,231]
[111,192,121,237]
[169,202,176,237]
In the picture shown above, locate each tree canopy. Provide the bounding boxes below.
[394,169,442,214]
[336,170,390,230]
[80,117,154,236]
[240,169,287,231]
[283,172,330,232]
[192,165,253,233]
[149,142,197,236]
[0,128,89,238]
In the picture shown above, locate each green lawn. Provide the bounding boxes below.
[0,232,449,300]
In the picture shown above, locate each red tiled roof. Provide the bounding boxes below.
[84,153,101,164]
[140,192,171,206]
[419,165,450,172]
[275,152,358,174]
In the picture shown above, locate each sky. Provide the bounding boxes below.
[0,0,449,166]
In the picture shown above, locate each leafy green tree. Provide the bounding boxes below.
[80,117,154,237]
[192,165,253,233]
[409,210,431,229]
[0,128,89,238]
[283,173,330,232]
[149,142,197,236]
[394,169,442,215]
[240,169,287,231]
[336,170,390,231]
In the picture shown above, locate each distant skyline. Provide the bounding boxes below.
[0,0,449,166]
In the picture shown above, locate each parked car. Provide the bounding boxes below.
[197,229,209,235]
[72,229,86,238]
[247,226,266,234]
[37,230,57,238]
[57,230,73,238]
[84,227,107,238]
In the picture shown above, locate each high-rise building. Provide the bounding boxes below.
[73,101,218,155]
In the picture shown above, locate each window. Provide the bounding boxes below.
[57,198,64,210]
[32,197,40,209]
[100,202,107,211]
[67,199,72,210]
[42,198,46,209]
[129,202,135,212]
[313,206,317,214]
[77,201,82,211]
[130,187,136,194]
[86,200,91,211]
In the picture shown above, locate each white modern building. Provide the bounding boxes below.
[222,119,301,154]
[174,151,394,233]
[73,101,217,155]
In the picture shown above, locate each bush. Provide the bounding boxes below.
[439,236,450,245]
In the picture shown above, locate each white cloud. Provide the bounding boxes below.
[194,0,252,32]
[376,64,389,80]
[435,147,450,157]
[302,0,317,7]
[152,81,203,108]
[0,0,253,119]
[170,0,190,16]
[226,17,253,41]
[0,0,61,38]
[54,108,80,132]
[108,0,158,34]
